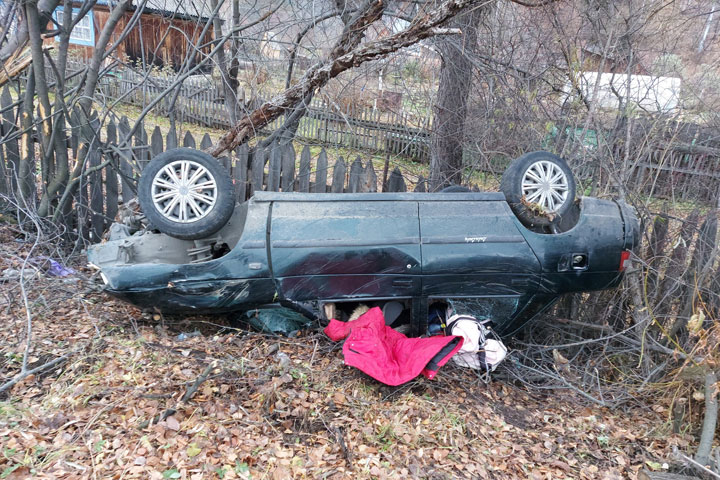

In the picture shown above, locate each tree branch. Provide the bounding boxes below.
[210,0,491,156]
[0,0,60,67]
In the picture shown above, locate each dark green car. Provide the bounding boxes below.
[88,150,639,336]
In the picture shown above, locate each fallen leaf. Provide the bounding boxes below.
[166,416,180,431]
[187,443,201,457]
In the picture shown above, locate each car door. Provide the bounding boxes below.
[419,197,542,297]
[269,197,422,302]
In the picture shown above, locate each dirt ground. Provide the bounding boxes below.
[0,228,694,479]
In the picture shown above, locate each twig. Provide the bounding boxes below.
[0,353,71,393]
[332,426,353,468]
[674,446,720,479]
[138,360,218,428]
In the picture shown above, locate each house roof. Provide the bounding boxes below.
[141,0,213,21]
[96,0,214,22]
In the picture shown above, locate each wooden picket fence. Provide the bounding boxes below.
[629,145,720,203]
[100,67,431,161]
[0,83,412,243]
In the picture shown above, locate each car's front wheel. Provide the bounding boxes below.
[500,151,576,228]
[138,148,235,240]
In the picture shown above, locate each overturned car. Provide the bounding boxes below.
[88,149,640,337]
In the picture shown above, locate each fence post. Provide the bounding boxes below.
[150,126,163,159]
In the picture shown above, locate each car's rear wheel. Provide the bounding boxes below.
[500,151,576,228]
[138,148,235,240]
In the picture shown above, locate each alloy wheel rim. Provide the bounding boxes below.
[151,160,217,223]
[520,160,569,213]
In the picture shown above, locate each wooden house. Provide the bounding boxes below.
[47,0,214,72]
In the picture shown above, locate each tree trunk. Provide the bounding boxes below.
[26,0,53,178]
[429,5,486,191]
[18,68,36,207]
[210,0,238,124]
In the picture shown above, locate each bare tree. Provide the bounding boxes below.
[429,4,487,190]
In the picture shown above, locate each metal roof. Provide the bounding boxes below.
[140,0,213,21]
[95,0,213,21]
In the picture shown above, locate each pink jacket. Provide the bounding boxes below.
[324,307,463,386]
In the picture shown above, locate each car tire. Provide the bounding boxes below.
[440,185,471,192]
[500,151,576,228]
[138,148,235,240]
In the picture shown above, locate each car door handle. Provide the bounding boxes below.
[392,279,414,288]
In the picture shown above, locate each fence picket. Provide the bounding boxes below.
[166,125,178,149]
[281,143,295,192]
[89,138,104,243]
[298,145,311,192]
[331,156,346,193]
[387,167,406,192]
[251,147,265,193]
[234,144,248,201]
[363,161,378,192]
[135,127,150,171]
[118,116,134,202]
[75,143,90,243]
[200,132,212,151]
[349,157,363,193]
[105,120,119,225]
[183,131,196,148]
[314,148,328,193]
[268,142,281,191]
[150,126,163,159]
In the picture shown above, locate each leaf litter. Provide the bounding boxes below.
[0,227,692,479]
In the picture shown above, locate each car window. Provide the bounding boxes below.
[444,297,522,324]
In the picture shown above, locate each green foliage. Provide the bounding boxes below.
[234,461,250,475]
